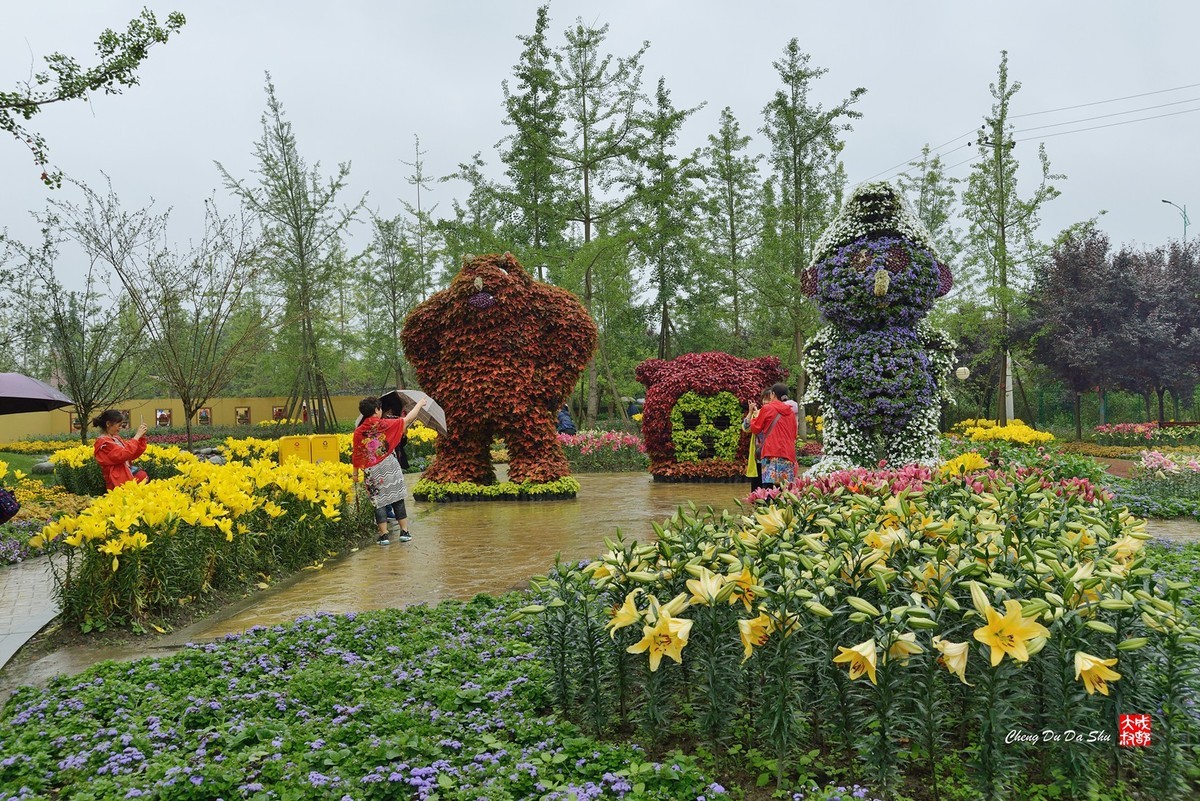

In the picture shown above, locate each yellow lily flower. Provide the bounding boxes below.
[885,631,924,665]
[1074,652,1121,696]
[832,638,878,684]
[606,589,643,639]
[1107,535,1144,562]
[737,612,774,662]
[755,507,787,536]
[686,567,727,606]
[932,636,972,685]
[726,564,758,612]
[973,599,1051,666]
[626,612,693,671]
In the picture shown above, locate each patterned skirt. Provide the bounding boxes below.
[760,457,797,487]
[363,454,408,509]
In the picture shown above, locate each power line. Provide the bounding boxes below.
[861,80,1200,184]
[1013,105,1200,142]
[1010,81,1200,118]
[1013,96,1200,134]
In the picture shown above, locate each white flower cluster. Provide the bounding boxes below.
[808,180,941,269]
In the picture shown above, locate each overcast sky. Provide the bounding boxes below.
[3,1,1198,285]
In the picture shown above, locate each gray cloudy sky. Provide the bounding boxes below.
[3,1,1198,283]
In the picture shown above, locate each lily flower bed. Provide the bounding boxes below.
[518,463,1200,800]
[557,431,648,473]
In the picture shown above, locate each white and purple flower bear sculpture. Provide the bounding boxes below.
[801,181,957,474]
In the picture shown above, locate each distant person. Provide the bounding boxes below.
[627,399,640,418]
[742,389,771,491]
[556,403,577,435]
[91,409,149,491]
[747,382,799,490]
[352,395,427,545]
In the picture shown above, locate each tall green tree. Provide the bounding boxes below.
[698,106,762,350]
[218,77,363,431]
[896,144,963,275]
[553,18,648,424]
[400,135,443,288]
[629,78,703,360]
[1,8,185,186]
[498,4,569,281]
[358,213,433,390]
[760,39,865,432]
[961,51,1062,425]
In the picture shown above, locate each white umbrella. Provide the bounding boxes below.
[379,389,447,435]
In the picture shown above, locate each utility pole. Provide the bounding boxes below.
[1162,198,1189,242]
[975,126,1016,425]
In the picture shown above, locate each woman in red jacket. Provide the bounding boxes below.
[748,382,799,489]
[91,410,149,491]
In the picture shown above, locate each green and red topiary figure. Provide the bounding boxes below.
[636,352,787,481]
[402,252,597,500]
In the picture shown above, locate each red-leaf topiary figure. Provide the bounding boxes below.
[401,252,597,486]
[636,352,787,481]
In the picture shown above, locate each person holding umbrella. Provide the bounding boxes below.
[91,409,149,491]
[352,394,428,545]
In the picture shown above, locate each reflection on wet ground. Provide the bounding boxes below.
[1,472,748,693]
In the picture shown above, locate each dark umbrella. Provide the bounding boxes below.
[0,373,75,415]
[379,389,447,435]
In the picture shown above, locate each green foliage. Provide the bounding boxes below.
[669,391,743,463]
[411,475,581,502]
[0,8,186,186]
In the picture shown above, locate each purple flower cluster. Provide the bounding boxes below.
[823,328,936,436]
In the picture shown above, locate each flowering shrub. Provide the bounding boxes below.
[1095,421,1200,447]
[521,465,1199,799]
[0,438,76,455]
[954,418,1054,447]
[33,457,365,632]
[402,252,596,490]
[49,443,199,496]
[636,351,786,481]
[557,430,648,472]
[801,182,956,474]
[412,475,580,502]
[1106,450,1200,521]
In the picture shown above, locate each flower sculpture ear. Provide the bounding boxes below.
[936,263,953,297]
[635,359,668,386]
[801,266,818,297]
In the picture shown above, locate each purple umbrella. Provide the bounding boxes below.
[0,373,75,415]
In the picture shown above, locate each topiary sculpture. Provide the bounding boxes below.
[636,352,787,481]
[401,252,597,497]
[801,181,957,473]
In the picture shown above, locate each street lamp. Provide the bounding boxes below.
[1161,199,1189,242]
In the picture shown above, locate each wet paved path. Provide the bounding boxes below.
[3,470,1199,696]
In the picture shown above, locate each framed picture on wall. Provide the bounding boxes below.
[197,408,212,426]
[235,406,251,426]
[155,409,172,428]
[272,405,285,421]
[119,410,131,429]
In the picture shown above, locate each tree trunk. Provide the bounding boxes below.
[1080,390,1089,441]
[1156,386,1167,426]
[1098,389,1106,426]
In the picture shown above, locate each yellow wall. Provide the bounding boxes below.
[0,396,370,442]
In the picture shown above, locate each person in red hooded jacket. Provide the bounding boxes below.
[747,382,799,489]
[91,410,149,491]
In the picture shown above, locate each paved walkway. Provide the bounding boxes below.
[0,556,56,671]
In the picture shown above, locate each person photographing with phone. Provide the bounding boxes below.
[91,409,150,491]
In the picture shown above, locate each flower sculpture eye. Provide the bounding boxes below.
[467,292,496,309]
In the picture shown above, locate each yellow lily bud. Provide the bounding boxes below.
[1117,637,1149,651]
[968,581,991,617]
[847,596,882,617]
[1097,598,1133,611]
[1085,620,1117,635]
[1044,592,1065,608]
[662,592,691,617]
[908,616,939,629]
[626,571,660,583]
[804,601,834,618]
[848,611,871,624]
